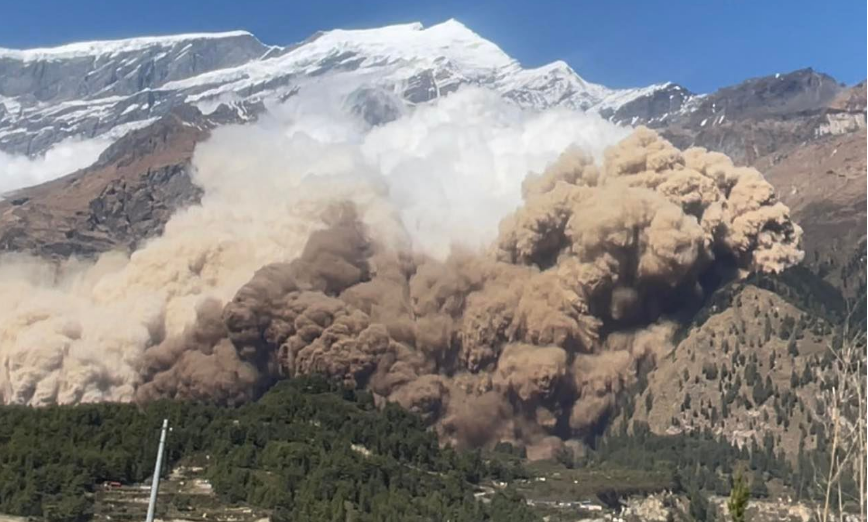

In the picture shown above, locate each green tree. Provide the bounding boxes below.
[43,495,92,522]
[787,337,799,357]
[555,446,575,469]
[778,315,795,340]
[703,362,719,380]
[727,473,749,522]
[689,487,711,521]
[489,488,537,522]
[682,392,692,411]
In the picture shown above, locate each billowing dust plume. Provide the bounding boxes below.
[132,127,801,454]
[0,88,802,454]
[0,88,623,408]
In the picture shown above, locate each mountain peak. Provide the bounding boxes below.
[0,20,686,157]
[427,18,476,35]
[281,18,515,77]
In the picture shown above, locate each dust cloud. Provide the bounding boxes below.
[0,89,802,455]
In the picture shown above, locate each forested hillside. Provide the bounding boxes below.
[0,377,536,522]
[609,266,866,517]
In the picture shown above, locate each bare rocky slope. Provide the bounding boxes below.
[0,105,237,257]
[657,69,864,165]
[759,128,867,290]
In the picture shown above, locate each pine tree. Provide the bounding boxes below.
[727,473,750,522]
[778,315,795,340]
[689,488,710,522]
[787,333,799,357]
[800,363,812,386]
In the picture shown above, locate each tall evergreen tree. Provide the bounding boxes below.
[727,473,750,522]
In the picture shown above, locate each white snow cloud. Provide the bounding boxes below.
[0,136,112,195]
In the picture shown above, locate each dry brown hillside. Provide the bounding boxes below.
[758,129,866,262]
[0,109,208,257]
[625,285,837,460]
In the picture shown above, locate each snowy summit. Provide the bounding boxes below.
[0,19,694,156]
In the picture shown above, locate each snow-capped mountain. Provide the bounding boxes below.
[0,20,692,156]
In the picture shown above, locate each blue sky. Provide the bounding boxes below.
[1,0,864,93]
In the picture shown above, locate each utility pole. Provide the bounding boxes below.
[145,419,169,522]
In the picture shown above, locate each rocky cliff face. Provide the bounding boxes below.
[0,108,208,257]
[0,32,268,155]
[0,32,268,103]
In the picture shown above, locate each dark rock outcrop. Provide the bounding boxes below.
[0,107,212,257]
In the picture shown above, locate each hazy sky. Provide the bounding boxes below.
[1,0,864,92]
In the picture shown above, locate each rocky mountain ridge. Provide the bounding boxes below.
[0,20,686,157]
[658,69,865,165]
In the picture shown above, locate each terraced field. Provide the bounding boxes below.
[93,464,268,522]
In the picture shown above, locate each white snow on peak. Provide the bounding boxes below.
[160,20,518,100]
[594,81,674,111]
[0,19,693,158]
[161,18,670,113]
[512,60,590,87]
[0,30,255,62]
[289,19,515,73]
